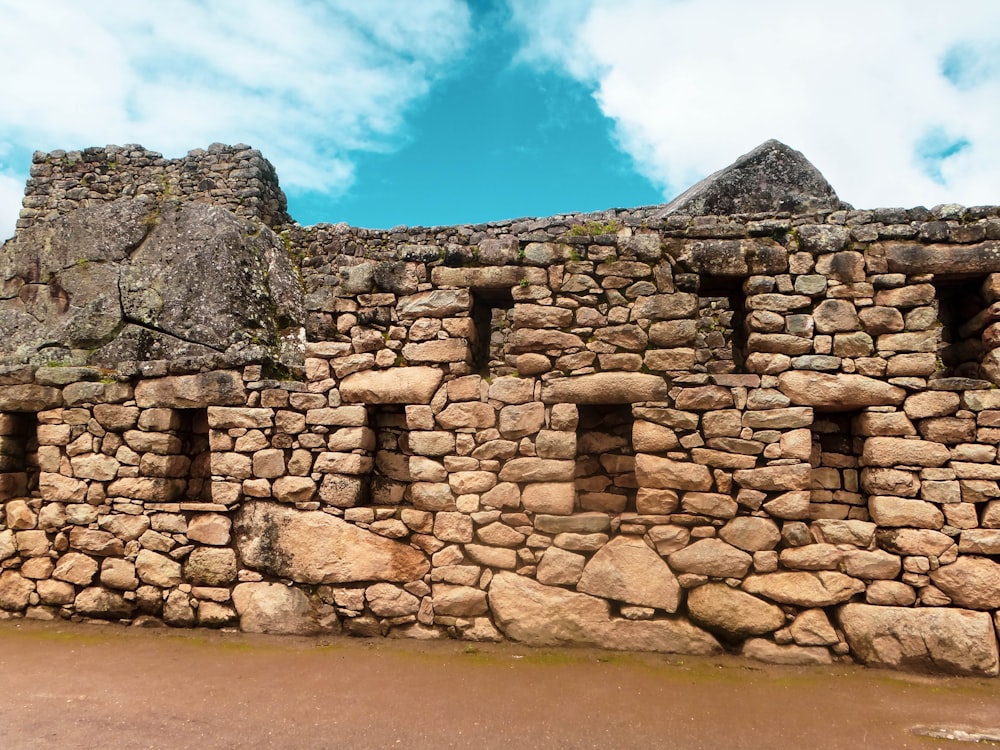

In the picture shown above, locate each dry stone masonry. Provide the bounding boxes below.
[2,140,1000,676]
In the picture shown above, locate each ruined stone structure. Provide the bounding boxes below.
[2,140,1000,676]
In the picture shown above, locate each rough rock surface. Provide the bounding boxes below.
[0,198,303,366]
[655,140,848,217]
[488,572,719,655]
[687,583,786,638]
[576,536,681,612]
[234,501,429,584]
[838,603,999,676]
[232,582,329,635]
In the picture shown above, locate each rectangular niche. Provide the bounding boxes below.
[933,275,989,379]
[697,275,747,373]
[810,412,864,520]
[176,408,212,501]
[0,412,38,501]
[575,404,636,513]
[369,405,412,506]
[472,289,515,376]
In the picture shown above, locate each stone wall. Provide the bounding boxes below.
[3,144,1000,676]
[16,143,289,232]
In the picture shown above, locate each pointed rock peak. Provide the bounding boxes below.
[656,139,850,217]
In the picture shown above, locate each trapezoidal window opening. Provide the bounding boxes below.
[933,275,990,380]
[471,289,515,376]
[810,411,865,522]
[697,275,747,374]
[176,408,211,501]
[0,412,39,501]
[370,405,412,506]
[575,404,635,513]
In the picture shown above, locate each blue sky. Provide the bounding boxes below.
[1,0,999,240]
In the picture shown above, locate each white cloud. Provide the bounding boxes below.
[508,0,1000,209]
[0,0,471,236]
[0,171,23,243]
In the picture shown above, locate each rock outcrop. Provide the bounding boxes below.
[0,198,303,368]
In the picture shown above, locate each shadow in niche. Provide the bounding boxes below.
[370,405,411,506]
[697,275,747,374]
[176,408,212,501]
[575,404,636,513]
[810,411,865,521]
[472,289,514,377]
[0,412,38,500]
[934,275,989,380]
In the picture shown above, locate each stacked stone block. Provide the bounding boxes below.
[16,143,289,233]
[4,149,1000,675]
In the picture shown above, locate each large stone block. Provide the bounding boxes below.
[488,572,719,654]
[929,556,1000,610]
[687,583,785,638]
[838,603,999,677]
[635,454,713,491]
[778,371,905,410]
[234,501,429,584]
[742,571,865,607]
[577,536,681,612]
[232,582,329,635]
[540,373,668,404]
[340,367,443,405]
[135,371,246,408]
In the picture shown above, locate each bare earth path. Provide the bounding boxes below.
[1,620,999,749]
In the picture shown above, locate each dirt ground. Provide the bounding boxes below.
[1,620,999,749]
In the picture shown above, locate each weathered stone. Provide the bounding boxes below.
[100,558,138,591]
[135,371,246,408]
[536,547,587,586]
[541,373,668,404]
[779,543,843,570]
[668,539,752,578]
[498,458,574,483]
[876,528,955,556]
[136,549,182,587]
[577,536,681,611]
[235,501,429,584]
[929,557,1000,610]
[656,139,845,216]
[862,437,950,467]
[0,570,33,610]
[186,514,231,546]
[635,454,713,491]
[433,584,488,616]
[734,464,811,491]
[741,639,833,666]
[865,580,916,606]
[860,468,919,497]
[674,386,733,411]
[687,584,785,638]
[69,528,124,557]
[868,496,944,529]
[184,547,237,586]
[904,391,960,419]
[366,583,420,617]
[73,586,134,620]
[521,483,575,515]
[488,572,719,654]
[841,549,901,580]
[742,571,865,607]
[838,603,998,676]
[719,517,781,552]
[232,582,326,635]
[397,289,471,319]
[813,300,859,333]
[778,371,905,409]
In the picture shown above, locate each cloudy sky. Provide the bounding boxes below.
[1,0,998,241]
